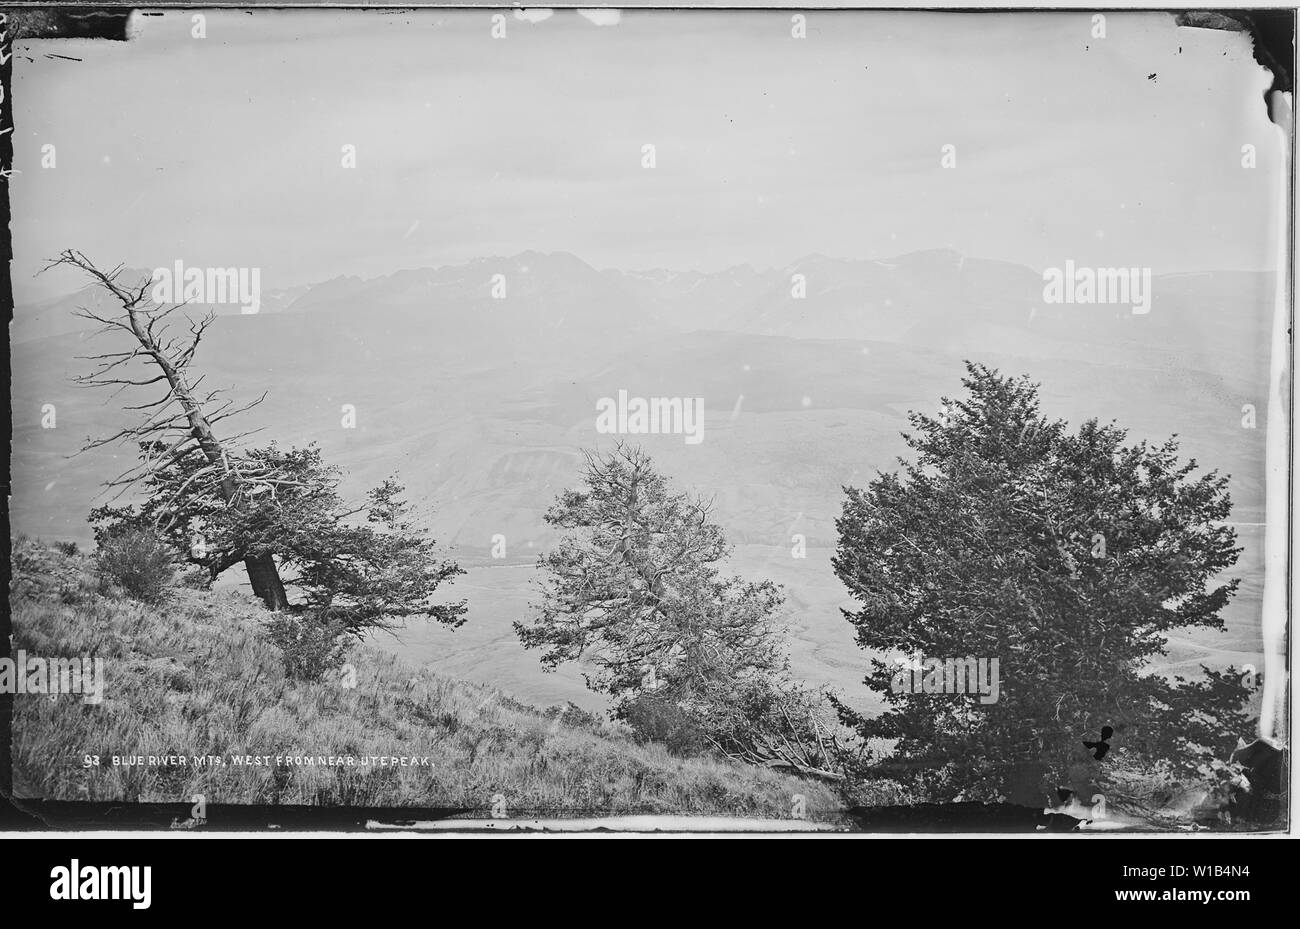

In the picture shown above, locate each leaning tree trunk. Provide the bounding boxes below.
[244,552,290,611]
[149,324,291,611]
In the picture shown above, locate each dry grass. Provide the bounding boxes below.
[10,539,844,819]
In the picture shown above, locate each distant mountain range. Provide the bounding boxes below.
[15,250,1275,375]
[9,248,1276,709]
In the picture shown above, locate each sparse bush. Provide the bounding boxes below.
[263,612,351,682]
[622,692,708,757]
[53,540,80,556]
[12,535,89,602]
[544,701,605,735]
[497,695,535,714]
[94,528,176,604]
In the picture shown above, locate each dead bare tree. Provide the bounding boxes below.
[43,249,290,609]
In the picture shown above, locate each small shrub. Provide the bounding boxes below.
[12,536,87,602]
[94,528,176,604]
[544,701,605,734]
[53,540,80,556]
[498,695,540,716]
[621,693,708,757]
[263,612,351,682]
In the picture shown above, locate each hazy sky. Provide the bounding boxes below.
[11,9,1284,299]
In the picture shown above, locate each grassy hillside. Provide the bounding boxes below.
[9,539,844,820]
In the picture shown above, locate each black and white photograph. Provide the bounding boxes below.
[0,3,1292,852]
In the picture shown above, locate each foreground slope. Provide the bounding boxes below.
[9,540,842,820]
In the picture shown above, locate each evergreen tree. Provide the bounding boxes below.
[833,362,1251,803]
